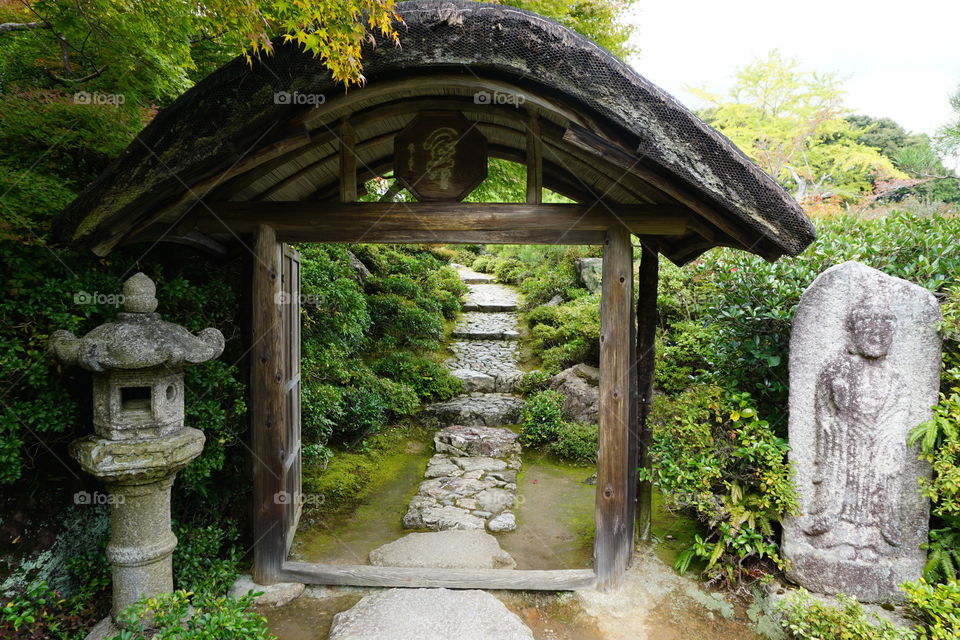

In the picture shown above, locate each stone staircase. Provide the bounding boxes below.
[421,266,526,423]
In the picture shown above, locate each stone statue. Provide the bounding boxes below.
[805,298,908,556]
[783,261,941,602]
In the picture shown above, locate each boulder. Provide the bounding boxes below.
[575,257,603,294]
[549,364,601,424]
[369,530,516,569]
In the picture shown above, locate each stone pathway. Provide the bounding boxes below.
[404,265,528,534]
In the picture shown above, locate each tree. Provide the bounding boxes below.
[691,50,907,205]
[938,84,960,155]
[0,0,401,104]
[849,114,960,203]
[494,0,638,59]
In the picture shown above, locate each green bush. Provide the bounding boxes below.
[110,591,274,640]
[526,294,601,373]
[172,522,242,598]
[371,352,463,401]
[658,212,960,424]
[551,422,598,465]
[0,580,106,639]
[519,390,567,447]
[778,589,915,639]
[650,385,798,583]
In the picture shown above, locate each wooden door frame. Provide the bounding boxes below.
[248,215,643,591]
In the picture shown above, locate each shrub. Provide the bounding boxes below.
[519,390,567,447]
[551,422,598,465]
[526,294,601,373]
[778,589,915,639]
[650,385,798,583]
[0,580,106,639]
[172,521,242,598]
[371,352,463,401]
[110,591,274,640]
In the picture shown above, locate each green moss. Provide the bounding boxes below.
[302,426,432,514]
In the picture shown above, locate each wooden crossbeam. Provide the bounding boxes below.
[197,202,688,244]
[279,562,596,590]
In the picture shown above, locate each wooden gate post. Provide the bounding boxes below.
[635,242,659,543]
[595,226,635,590]
[251,224,285,584]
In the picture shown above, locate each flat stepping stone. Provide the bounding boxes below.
[463,283,519,312]
[421,393,524,427]
[328,588,534,640]
[229,575,304,607]
[369,530,516,569]
[451,312,520,340]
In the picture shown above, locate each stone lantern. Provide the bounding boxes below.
[49,273,224,622]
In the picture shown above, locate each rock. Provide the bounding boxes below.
[328,588,534,640]
[424,455,463,479]
[229,574,305,607]
[418,505,486,531]
[575,257,603,294]
[369,531,516,569]
[451,312,520,340]
[544,294,563,306]
[783,261,942,602]
[403,508,424,529]
[488,512,517,532]
[549,364,601,424]
[346,250,372,280]
[434,425,521,458]
[475,488,515,513]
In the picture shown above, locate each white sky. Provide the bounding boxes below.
[624,0,960,140]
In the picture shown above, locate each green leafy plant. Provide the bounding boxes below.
[109,590,274,640]
[649,386,798,584]
[902,579,960,639]
[777,588,915,639]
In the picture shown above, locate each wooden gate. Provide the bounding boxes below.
[251,226,302,583]
[280,244,302,555]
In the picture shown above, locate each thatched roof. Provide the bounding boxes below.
[53,0,815,263]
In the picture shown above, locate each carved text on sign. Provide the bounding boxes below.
[393,111,487,201]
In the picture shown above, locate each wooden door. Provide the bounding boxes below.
[251,226,302,584]
[280,244,302,555]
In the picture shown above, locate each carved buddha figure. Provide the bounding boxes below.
[804,298,908,559]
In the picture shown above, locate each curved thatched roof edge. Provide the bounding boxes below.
[53,0,815,258]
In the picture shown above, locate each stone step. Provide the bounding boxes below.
[449,368,520,393]
[446,339,522,378]
[369,530,516,569]
[451,311,520,340]
[463,283,519,312]
[453,264,496,285]
[328,588,535,640]
[420,393,524,427]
